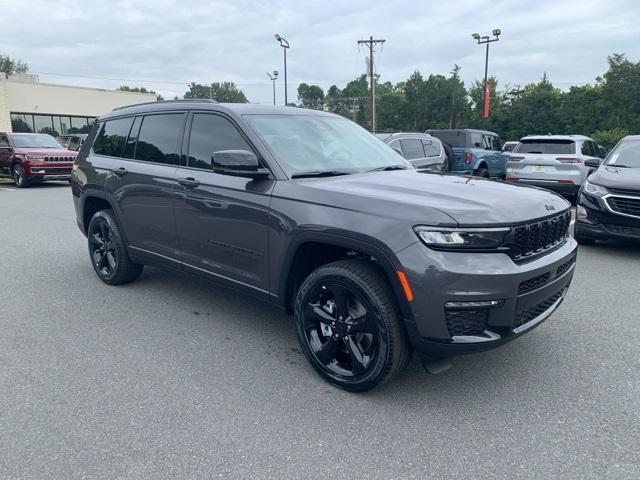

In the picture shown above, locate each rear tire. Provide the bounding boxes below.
[12,164,30,188]
[294,259,411,392]
[87,209,143,285]
[474,167,490,178]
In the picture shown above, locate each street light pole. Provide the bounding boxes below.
[267,71,279,106]
[274,34,290,105]
[472,29,501,118]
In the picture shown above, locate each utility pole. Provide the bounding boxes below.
[472,29,501,119]
[357,35,385,132]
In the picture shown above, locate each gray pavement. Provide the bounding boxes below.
[0,183,639,479]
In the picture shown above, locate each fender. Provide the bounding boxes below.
[276,230,415,322]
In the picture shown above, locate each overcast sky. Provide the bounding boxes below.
[2,0,639,104]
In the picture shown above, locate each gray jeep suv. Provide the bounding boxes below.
[71,100,577,392]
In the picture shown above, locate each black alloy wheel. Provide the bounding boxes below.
[12,164,29,188]
[295,260,410,392]
[87,210,143,285]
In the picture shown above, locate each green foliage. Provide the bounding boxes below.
[117,85,154,93]
[0,54,28,76]
[294,54,640,143]
[184,82,248,103]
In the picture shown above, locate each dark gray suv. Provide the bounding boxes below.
[71,100,577,391]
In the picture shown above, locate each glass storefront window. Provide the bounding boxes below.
[33,114,55,135]
[10,113,34,133]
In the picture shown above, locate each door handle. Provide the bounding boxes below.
[112,167,128,177]
[177,177,200,188]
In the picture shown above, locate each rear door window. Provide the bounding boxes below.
[399,138,425,160]
[93,117,135,157]
[513,140,575,155]
[422,138,441,157]
[134,113,186,165]
[470,133,483,148]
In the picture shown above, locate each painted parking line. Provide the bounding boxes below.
[0,186,16,192]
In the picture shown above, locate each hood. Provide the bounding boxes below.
[14,148,78,157]
[296,170,570,226]
[589,166,640,191]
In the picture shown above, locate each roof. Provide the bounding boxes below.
[375,132,436,141]
[520,134,592,141]
[426,128,499,136]
[102,100,336,120]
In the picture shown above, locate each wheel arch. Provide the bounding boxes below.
[278,232,414,322]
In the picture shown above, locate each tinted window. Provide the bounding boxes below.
[427,131,466,148]
[423,138,441,157]
[399,138,425,160]
[513,140,575,155]
[0,133,9,148]
[135,114,185,165]
[123,116,142,159]
[10,113,34,133]
[582,141,597,157]
[93,117,135,157]
[187,114,252,169]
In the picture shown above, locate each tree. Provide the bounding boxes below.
[184,82,248,103]
[0,53,28,76]
[297,83,324,109]
[117,85,154,93]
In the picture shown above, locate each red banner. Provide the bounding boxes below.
[483,82,491,119]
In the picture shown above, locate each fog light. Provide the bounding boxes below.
[445,300,502,309]
[577,205,587,220]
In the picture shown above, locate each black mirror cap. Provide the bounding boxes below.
[212,150,269,178]
[584,158,601,169]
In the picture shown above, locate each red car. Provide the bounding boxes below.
[0,132,78,188]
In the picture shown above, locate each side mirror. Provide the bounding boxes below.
[584,158,601,169]
[212,150,269,178]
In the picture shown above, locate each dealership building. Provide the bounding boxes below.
[0,74,156,135]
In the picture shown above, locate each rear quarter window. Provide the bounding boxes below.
[513,140,575,155]
[93,117,135,157]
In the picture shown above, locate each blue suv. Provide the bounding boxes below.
[426,129,507,179]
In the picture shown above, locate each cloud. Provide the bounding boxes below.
[2,0,639,103]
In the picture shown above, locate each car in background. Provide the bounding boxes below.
[375,132,447,172]
[506,135,603,199]
[426,129,507,179]
[575,135,640,245]
[57,133,88,151]
[502,141,518,153]
[0,132,77,188]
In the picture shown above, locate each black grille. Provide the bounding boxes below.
[607,196,640,218]
[518,272,551,295]
[513,291,563,328]
[44,156,75,162]
[608,187,640,196]
[603,224,640,237]
[556,257,576,276]
[511,211,570,260]
[445,309,489,336]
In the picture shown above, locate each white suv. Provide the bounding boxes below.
[506,135,603,198]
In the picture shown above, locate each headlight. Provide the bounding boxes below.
[25,155,46,161]
[414,226,510,249]
[583,180,608,197]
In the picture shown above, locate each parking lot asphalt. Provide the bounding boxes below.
[0,183,639,479]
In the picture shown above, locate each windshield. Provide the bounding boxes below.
[606,139,640,168]
[244,114,411,174]
[12,134,62,149]
[513,140,575,154]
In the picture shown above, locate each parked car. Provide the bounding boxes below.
[425,129,507,179]
[57,133,88,151]
[506,135,603,199]
[0,132,77,188]
[575,135,640,244]
[72,100,576,392]
[502,141,518,152]
[375,132,447,172]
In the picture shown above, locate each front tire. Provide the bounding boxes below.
[12,164,30,188]
[294,260,411,392]
[87,209,143,285]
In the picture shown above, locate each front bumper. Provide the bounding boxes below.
[26,162,73,181]
[396,237,578,357]
[576,191,640,242]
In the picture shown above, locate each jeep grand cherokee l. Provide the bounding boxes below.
[0,132,77,187]
[71,100,577,392]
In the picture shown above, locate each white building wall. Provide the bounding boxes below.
[0,76,157,132]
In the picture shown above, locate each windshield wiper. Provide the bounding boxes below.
[607,164,631,168]
[366,164,410,172]
[291,170,351,179]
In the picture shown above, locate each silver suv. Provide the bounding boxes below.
[506,135,603,197]
[375,132,447,172]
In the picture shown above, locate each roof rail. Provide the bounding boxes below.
[112,98,219,111]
